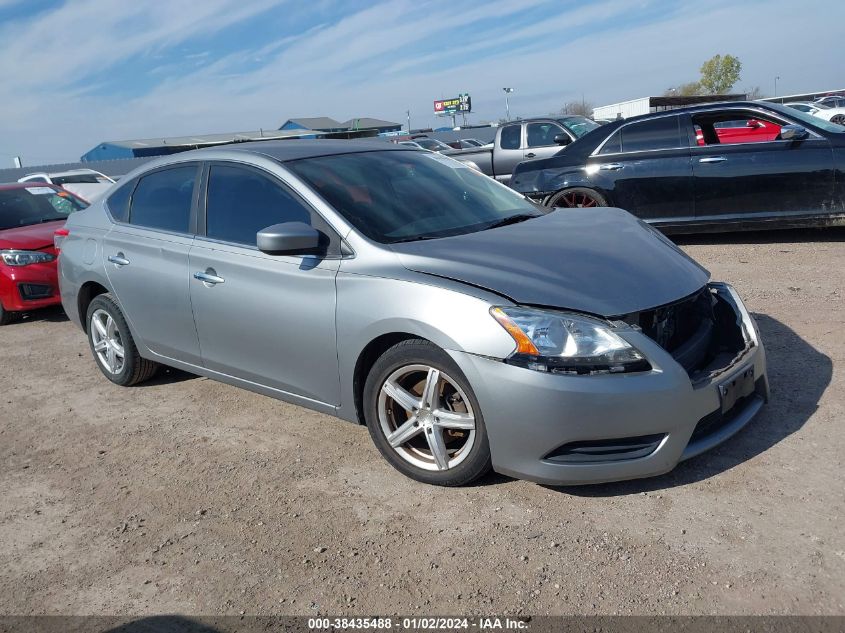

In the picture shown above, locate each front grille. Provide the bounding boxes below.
[619,287,715,372]
[622,287,713,353]
[18,283,53,300]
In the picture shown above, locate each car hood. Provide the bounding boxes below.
[0,220,64,251]
[390,208,710,317]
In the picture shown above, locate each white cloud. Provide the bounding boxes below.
[0,0,842,165]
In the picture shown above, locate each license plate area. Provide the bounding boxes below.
[718,365,755,414]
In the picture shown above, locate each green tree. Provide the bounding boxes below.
[699,54,742,94]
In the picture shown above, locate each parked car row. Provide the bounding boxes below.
[510,101,845,234]
[9,99,843,487]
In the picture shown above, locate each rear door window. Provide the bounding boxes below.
[129,166,197,234]
[619,117,682,152]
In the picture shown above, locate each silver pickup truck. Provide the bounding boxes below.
[455,116,602,185]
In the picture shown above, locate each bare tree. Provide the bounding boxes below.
[745,86,765,100]
[559,100,594,117]
[664,82,703,97]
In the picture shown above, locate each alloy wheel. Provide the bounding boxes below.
[555,191,600,208]
[90,308,125,375]
[377,364,476,471]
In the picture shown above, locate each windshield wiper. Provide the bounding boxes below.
[481,213,540,231]
[390,234,445,244]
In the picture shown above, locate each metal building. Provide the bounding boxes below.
[592,94,747,121]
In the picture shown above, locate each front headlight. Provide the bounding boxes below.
[0,249,56,266]
[491,306,650,375]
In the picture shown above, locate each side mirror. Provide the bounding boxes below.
[780,124,809,141]
[554,133,572,146]
[746,119,763,128]
[257,222,321,255]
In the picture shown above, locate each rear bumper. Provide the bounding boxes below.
[448,285,768,486]
[0,261,61,312]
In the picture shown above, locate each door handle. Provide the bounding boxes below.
[598,163,624,171]
[193,270,225,285]
[698,156,727,164]
[108,254,130,266]
[525,152,536,158]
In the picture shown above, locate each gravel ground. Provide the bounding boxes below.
[0,228,843,617]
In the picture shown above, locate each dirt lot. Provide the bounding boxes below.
[1,228,843,617]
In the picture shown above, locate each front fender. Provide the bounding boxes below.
[334,271,516,422]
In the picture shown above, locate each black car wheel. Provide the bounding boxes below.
[0,302,16,326]
[831,114,845,126]
[548,187,608,209]
[364,339,492,487]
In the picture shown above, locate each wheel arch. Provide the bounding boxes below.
[352,332,428,425]
[77,280,110,333]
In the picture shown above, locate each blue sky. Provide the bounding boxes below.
[0,0,842,164]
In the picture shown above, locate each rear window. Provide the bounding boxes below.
[0,187,87,230]
[128,166,196,233]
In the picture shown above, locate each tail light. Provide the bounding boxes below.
[54,227,70,252]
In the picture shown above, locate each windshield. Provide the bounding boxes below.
[288,150,544,243]
[557,116,601,138]
[52,173,112,185]
[415,138,451,151]
[768,102,845,133]
[0,187,88,230]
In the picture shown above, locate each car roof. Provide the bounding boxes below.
[196,139,410,162]
[0,182,61,191]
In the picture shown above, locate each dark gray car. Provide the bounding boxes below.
[58,140,768,486]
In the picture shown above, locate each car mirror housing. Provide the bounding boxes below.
[554,133,572,146]
[780,124,809,141]
[257,222,321,255]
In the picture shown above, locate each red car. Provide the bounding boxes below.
[0,183,87,324]
[695,118,781,145]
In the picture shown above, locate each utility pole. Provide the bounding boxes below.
[406,110,411,133]
[503,87,514,121]
[774,76,780,98]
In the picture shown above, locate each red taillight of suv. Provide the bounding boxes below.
[54,227,70,252]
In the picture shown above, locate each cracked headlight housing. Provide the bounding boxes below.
[491,306,650,375]
[0,250,56,267]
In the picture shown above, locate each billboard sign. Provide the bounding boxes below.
[434,93,471,114]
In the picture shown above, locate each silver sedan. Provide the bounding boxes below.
[58,140,768,486]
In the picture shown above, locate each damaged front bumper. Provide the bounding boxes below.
[448,283,768,486]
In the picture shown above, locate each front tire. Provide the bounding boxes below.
[831,114,845,126]
[547,187,608,209]
[86,293,158,386]
[363,339,492,486]
[0,302,16,326]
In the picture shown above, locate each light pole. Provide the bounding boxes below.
[503,87,514,121]
[774,76,780,98]
[406,110,411,133]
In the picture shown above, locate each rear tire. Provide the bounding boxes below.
[363,339,492,486]
[86,293,158,386]
[831,114,845,126]
[547,187,608,209]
